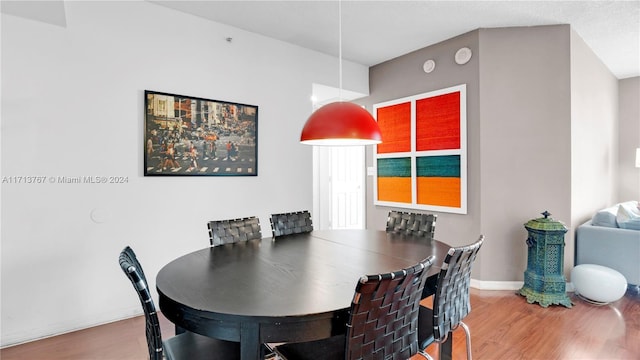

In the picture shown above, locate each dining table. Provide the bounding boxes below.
[156,229,453,360]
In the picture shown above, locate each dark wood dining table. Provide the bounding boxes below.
[156,229,452,360]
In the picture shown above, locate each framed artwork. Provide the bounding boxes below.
[144,90,258,176]
[373,84,467,214]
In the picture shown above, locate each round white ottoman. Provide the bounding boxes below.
[571,264,627,305]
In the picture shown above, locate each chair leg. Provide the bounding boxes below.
[264,342,285,359]
[422,326,470,360]
[459,321,472,360]
[420,341,440,360]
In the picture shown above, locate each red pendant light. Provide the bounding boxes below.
[300,102,382,146]
[300,0,382,146]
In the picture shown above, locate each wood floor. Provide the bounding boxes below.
[2,288,638,360]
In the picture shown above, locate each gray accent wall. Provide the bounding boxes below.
[617,77,640,203]
[360,29,483,274]
[478,25,572,282]
[569,28,619,245]
[361,25,636,283]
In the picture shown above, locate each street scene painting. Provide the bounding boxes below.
[144,90,258,176]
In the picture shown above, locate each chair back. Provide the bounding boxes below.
[207,217,262,246]
[346,255,435,360]
[119,246,163,360]
[270,211,313,237]
[432,236,484,342]
[386,211,437,238]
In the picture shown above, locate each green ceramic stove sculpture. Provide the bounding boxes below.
[518,211,573,308]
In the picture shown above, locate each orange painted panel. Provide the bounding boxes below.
[376,102,411,153]
[417,177,461,207]
[416,92,460,151]
[377,177,412,203]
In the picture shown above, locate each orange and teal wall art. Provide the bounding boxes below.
[373,84,467,214]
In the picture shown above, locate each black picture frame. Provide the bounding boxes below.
[144,90,258,176]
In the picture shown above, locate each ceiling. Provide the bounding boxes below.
[2,1,639,79]
[150,0,640,79]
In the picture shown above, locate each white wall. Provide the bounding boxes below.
[0,1,369,346]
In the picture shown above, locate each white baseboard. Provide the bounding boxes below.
[470,279,523,290]
[470,279,575,292]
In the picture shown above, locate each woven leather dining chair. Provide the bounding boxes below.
[207,216,262,246]
[270,210,313,238]
[274,255,436,360]
[417,236,484,360]
[386,210,437,239]
[386,211,439,300]
[119,246,240,360]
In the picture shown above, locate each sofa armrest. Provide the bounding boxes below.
[576,220,640,285]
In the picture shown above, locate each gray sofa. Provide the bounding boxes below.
[575,201,640,286]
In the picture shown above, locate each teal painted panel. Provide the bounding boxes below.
[377,158,411,177]
[417,155,460,177]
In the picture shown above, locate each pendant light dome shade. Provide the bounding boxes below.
[300,102,382,146]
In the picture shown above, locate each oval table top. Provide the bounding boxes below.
[156,229,450,360]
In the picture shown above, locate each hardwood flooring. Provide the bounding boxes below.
[1,288,638,360]
[414,288,640,360]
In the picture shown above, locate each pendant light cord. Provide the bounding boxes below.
[338,0,343,100]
